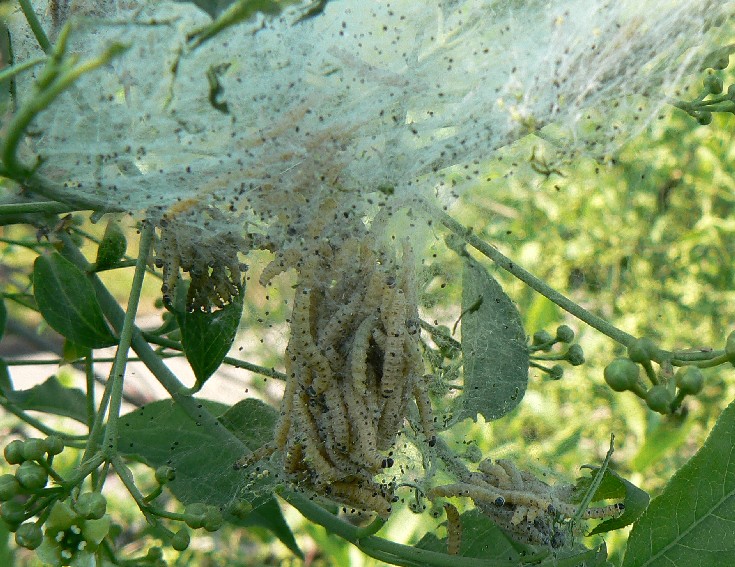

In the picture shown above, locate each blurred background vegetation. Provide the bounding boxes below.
[2,4,735,565]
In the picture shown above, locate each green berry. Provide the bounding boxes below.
[4,440,25,465]
[203,507,224,532]
[696,111,713,126]
[0,474,22,501]
[171,527,191,551]
[146,547,164,561]
[230,500,253,519]
[555,325,575,343]
[628,337,657,364]
[14,522,43,550]
[604,358,640,392]
[704,75,724,94]
[1,500,27,527]
[44,435,65,456]
[548,365,564,380]
[532,330,554,347]
[15,462,48,491]
[155,466,176,485]
[675,366,704,396]
[726,331,735,364]
[22,439,47,462]
[566,344,585,366]
[74,492,107,520]
[646,385,674,414]
[184,503,207,529]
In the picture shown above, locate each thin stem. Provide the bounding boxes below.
[0,201,80,215]
[2,34,127,177]
[0,397,87,442]
[100,224,153,457]
[111,456,155,523]
[85,353,97,495]
[0,56,48,84]
[573,434,614,525]
[282,490,546,567]
[18,0,51,52]
[428,203,636,347]
[143,332,287,381]
[59,235,246,451]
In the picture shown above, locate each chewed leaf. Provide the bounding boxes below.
[33,253,117,349]
[575,467,649,536]
[458,255,529,422]
[623,396,735,566]
[175,291,244,390]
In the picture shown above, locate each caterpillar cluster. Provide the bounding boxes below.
[431,459,623,549]
[238,233,436,518]
[152,205,249,312]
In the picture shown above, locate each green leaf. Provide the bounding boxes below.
[94,220,127,271]
[175,293,244,390]
[118,398,301,557]
[0,297,6,342]
[33,253,117,348]
[4,375,88,423]
[574,467,649,536]
[623,397,735,566]
[218,398,279,447]
[458,255,529,421]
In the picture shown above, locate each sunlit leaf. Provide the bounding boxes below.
[457,254,529,421]
[33,253,117,348]
[623,397,735,566]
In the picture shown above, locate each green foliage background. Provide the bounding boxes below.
[2,2,735,565]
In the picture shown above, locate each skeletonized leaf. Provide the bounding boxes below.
[33,253,117,348]
[623,396,735,566]
[458,254,529,422]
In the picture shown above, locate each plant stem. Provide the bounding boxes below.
[2,31,127,177]
[100,224,152,457]
[0,396,87,442]
[0,201,80,215]
[0,56,48,84]
[143,332,287,380]
[18,0,51,52]
[428,203,636,347]
[59,235,245,451]
[282,489,545,567]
